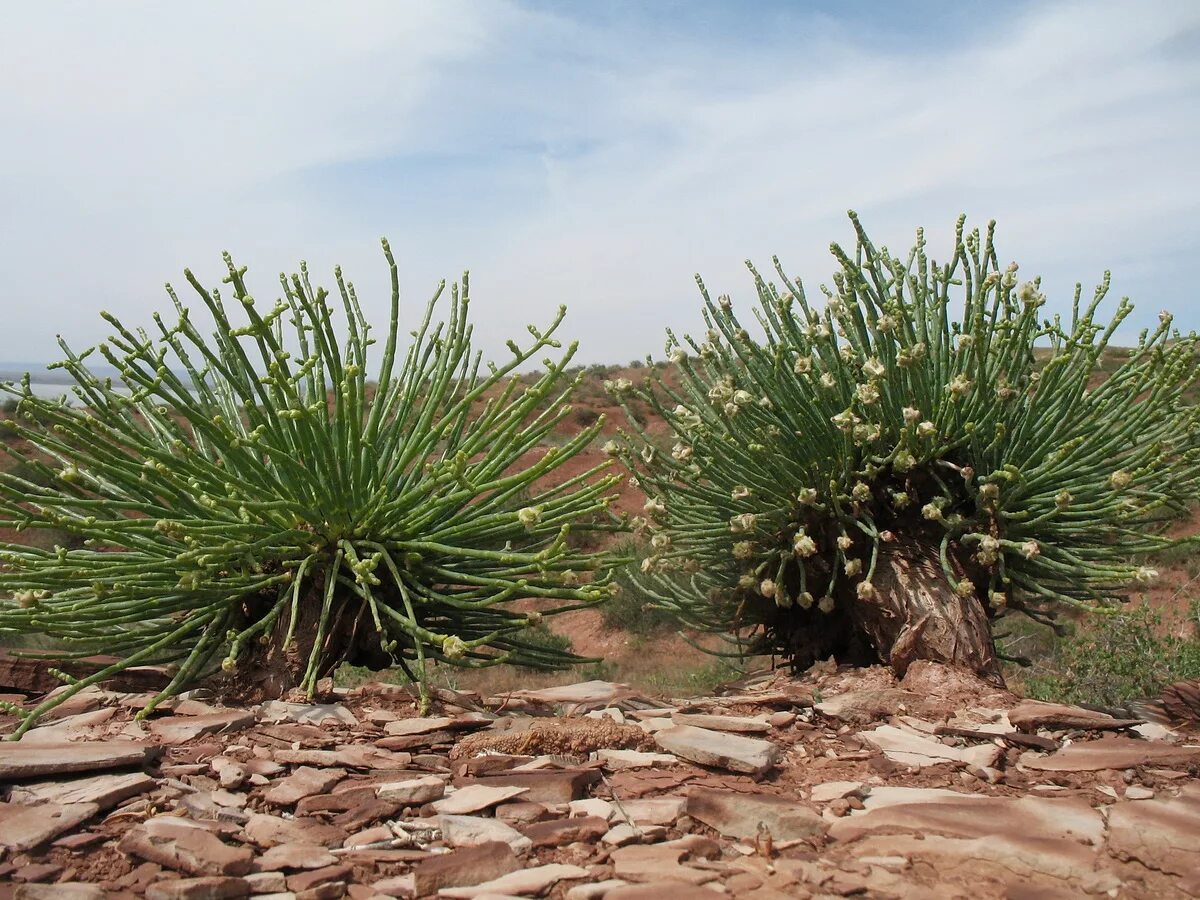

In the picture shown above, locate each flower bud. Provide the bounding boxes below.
[729,512,757,533]
[442,635,468,659]
[793,532,817,557]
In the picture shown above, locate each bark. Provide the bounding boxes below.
[216,579,393,702]
[845,534,1003,684]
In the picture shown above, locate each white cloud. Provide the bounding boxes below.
[0,0,1196,368]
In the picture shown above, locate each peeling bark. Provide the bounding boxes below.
[846,535,1003,684]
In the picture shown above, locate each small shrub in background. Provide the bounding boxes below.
[1022,602,1200,708]
[512,620,576,669]
[0,242,621,736]
[602,539,677,635]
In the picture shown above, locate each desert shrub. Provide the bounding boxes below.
[602,539,676,635]
[610,213,1200,672]
[575,407,601,427]
[511,620,575,669]
[0,242,620,736]
[1023,603,1200,707]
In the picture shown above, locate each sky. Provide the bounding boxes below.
[1,0,1198,370]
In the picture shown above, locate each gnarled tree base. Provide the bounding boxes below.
[772,535,1002,685]
[214,587,395,703]
[848,535,1002,684]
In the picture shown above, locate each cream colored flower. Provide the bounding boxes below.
[729,512,757,533]
[441,635,468,660]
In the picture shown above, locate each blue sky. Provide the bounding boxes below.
[1,1,1197,367]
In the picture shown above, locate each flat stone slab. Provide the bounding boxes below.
[257,700,359,727]
[0,801,99,851]
[1106,786,1200,876]
[263,766,345,806]
[616,797,686,826]
[8,771,156,809]
[597,749,679,771]
[860,725,1002,769]
[654,724,780,776]
[432,783,528,815]
[1019,737,1200,771]
[0,741,153,779]
[848,831,1121,895]
[686,787,825,841]
[501,680,634,707]
[413,841,520,896]
[148,710,255,744]
[438,862,589,898]
[1007,700,1142,732]
[119,817,254,877]
[456,768,600,805]
[376,775,447,805]
[144,876,252,900]
[439,814,532,852]
[670,713,771,734]
[830,793,1104,847]
[814,689,926,725]
[383,716,458,737]
[809,780,865,803]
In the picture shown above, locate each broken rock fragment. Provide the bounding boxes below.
[8,771,155,809]
[1019,736,1200,772]
[654,724,780,776]
[412,841,520,896]
[1007,699,1142,732]
[437,863,590,898]
[263,766,346,806]
[144,876,251,900]
[0,801,99,852]
[119,817,254,877]
[439,814,533,852]
[686,787,825,841]
[148,710,255,743]
[431,783,528,815]
[0,741,153,779]
[859,724,1002,769]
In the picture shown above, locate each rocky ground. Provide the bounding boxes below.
[1,661,1198,900]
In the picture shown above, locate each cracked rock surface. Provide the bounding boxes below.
[1,659,1197,899]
